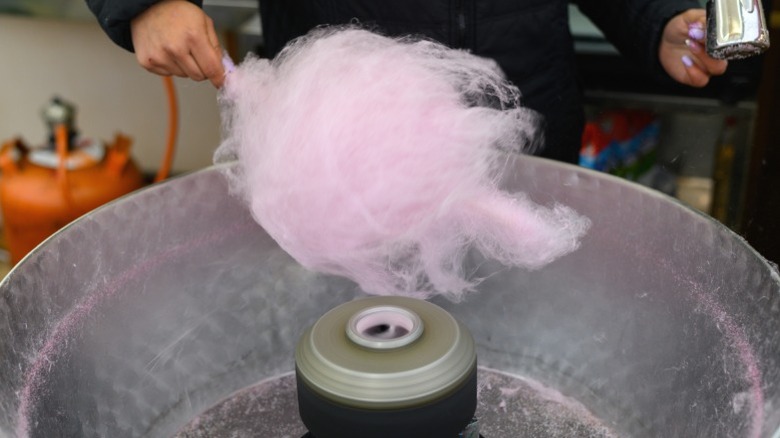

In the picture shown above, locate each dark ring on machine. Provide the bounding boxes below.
[296,366,477,438]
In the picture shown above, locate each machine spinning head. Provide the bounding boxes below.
[295,296,479,438]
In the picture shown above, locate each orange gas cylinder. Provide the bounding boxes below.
[0,98,146,264]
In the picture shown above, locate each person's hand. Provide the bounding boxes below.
[659,9,728,88]
[130,0,225,88]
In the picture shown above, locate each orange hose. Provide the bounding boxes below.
[54,123,72,205]
[154,76,179,183]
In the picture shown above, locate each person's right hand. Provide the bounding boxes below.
[659,9,727,88]
[130,0,225,88]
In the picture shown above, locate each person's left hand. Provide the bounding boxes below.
[659,9,728,88]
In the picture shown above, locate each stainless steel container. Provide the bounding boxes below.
[0,156,778,437]
[706,0,770,60]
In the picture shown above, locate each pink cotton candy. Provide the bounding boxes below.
[215,27,590,301]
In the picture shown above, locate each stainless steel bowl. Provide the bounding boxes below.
[0,156,778,437]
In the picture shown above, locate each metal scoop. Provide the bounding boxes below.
[706,0,770,59]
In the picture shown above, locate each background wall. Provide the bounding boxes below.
[0,14,222,174]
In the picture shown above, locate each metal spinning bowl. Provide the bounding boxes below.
[0,156,778,437]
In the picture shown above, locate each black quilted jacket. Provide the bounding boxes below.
[87,0,698,163]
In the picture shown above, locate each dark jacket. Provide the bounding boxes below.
[87,0,698,163]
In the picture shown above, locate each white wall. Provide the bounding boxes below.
[0,14,222,173]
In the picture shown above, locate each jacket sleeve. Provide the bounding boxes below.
[86,0,203,52]
[572,0,700,80]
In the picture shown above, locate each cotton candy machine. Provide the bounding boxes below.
[0,156,778,437]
